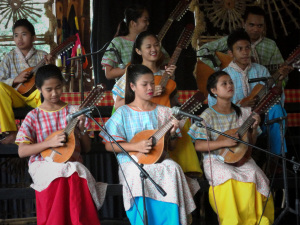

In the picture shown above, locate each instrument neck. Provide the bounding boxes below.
[237,114,255,137]
[157,18,173,42]
[64,117,79,135]
[159,46,182,87]
[152,118,173,140]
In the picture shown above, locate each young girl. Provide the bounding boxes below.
[113,31,202,175]
[16,64,106,225]
[101,4,169,80]
[112,31,176,109]
[188,71,274,225]
[100,64,199,225]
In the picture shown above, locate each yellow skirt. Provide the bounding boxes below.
[209,179,274,225]
[169,119,202,175]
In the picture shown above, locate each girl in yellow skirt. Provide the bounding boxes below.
[112,31,202,175]
[188,71,274,225]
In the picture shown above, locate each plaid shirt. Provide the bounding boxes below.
[188,107,261,158]
[0,47,47,86]
[197,36,284,69]
[16,104,91,165]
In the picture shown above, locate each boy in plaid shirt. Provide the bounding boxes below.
[0,19,53,144]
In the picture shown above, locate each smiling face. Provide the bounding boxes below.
[131,10,149,34]
[228,40,251,70]
[38,78,63,105]
[135,35,161,63]
[13,26,35,52]
[211,74,234,100]
[243,13,265,42]
[130,73,155,101]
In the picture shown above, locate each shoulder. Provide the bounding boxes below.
[23,107,39,122]
[1,49,15,61]
[112,36,132,45]
[36,49,48,55]
[251,63,268,73]
[261,37,278,47]
[156,104,171,113]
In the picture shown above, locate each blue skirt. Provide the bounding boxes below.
[126,197,181,225]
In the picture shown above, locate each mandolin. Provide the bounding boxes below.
[217,86,282,167]
[130,91,205,164]
[41,84,106,163]
[151,24,194,107]
[16,35,77,97]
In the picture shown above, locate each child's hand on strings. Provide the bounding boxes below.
[77,115,86,133]
[165,65,176,79]
[135,138,153,153]
[13,70,31,85]
[222,133,239,147]
[251,113,261,129]
[170,117,179,137]
[154,85,163,96]
[47,132,67,147]
[44,54,54,65]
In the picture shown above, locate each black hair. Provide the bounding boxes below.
[35,65,64,102]
[114,4,148,37]
[131,31,159,64]
[227,28,251,51]
[13,19,35,36]
[243,6,266,22]
[125,64,153,104]
[207,71,242,117]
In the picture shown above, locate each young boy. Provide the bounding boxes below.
[208,29,287,155]
[0,19,53,144]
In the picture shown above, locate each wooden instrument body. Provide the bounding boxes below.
[239,84,264,106]
[40,84,106,163]
[195,60,215,97]
[130,91,205,164]
[16,67,36,96]
[151,76,177,107]
[217,128,252,167]
[129,130,167,164]
[41,129,81,163]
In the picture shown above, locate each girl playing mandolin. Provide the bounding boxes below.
[100,64,199,225]
[113,31,202,176]
[16,65,106,225]
[188,71,274,225]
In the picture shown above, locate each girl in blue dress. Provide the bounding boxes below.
[100,64,199,225]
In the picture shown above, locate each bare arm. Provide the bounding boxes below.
[105,66,126,80]
[194,133,239,152]
[105,140,152,154]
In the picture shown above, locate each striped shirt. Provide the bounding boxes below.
[0,47,47,86]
